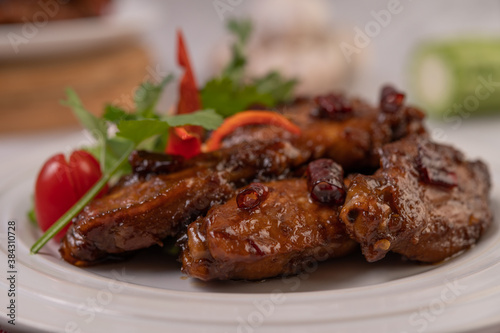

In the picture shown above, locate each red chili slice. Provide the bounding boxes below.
[166,30,203,159]
[205,110,301,152]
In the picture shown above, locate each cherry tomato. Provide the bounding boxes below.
[34,150,108,240]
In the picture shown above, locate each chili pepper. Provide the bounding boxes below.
[166,127,202,159]
[205,110,301,151]
[166,30,203,158]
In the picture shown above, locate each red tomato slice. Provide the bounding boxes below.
[34,150,107,241]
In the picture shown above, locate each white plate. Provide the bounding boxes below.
[1,127,500,333]
[0,0,153,59]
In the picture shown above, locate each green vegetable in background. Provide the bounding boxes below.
[411,39,500,119]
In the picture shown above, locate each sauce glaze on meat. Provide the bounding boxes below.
[181,179,357,281]
[59,88,492,275]
[60,92,426,266]
[340,136,492,263]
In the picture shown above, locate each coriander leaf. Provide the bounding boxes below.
[201,77,274,117]
[164,109,223,130]
[227,18,252,45]
[134,74,174,118]
[204,18,297,116]
[222,19,252,82]
[116,119,170,145]
[62,88,108,141]
[103,105,138,123]
[103,105,127,123]
[254,71,297,104]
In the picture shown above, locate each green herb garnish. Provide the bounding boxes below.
[30,18,297,253]
[201,18,297,117]
[30,78,223,254]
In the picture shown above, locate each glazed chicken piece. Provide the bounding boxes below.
[222,92,426,171]
[60,87,426,266]
[181,178,357,281]
[340,136,492,263]
[61,167,234,265]
[60,140,308,265]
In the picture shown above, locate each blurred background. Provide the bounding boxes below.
[1,0,500,163]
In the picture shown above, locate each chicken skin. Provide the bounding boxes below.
[60,140,307,265]
[340,136,492,263]
[222,95,426,172]
[181,179,357,281]
[60,90,426,266]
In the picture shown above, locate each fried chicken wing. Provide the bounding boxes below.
[60,90,426,266]
[339,136,492,263]
[222,95,426,171]
[181,179,357,281]
[60,167,234,265]
[60,141,308,265]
